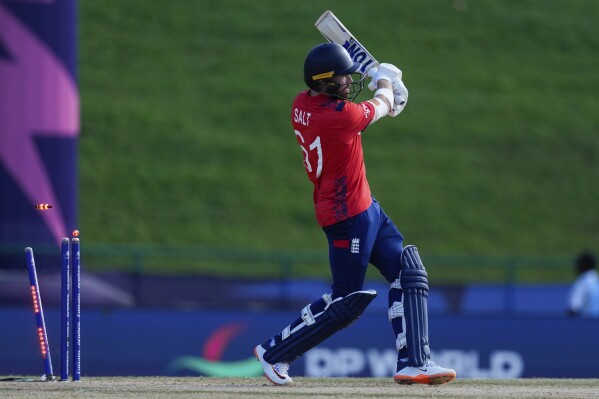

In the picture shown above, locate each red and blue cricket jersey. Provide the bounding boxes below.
[291,91,376,227]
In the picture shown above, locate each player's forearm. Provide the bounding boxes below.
[374,79,393,110]
[368,79,393,123]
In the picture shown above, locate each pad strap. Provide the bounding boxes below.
[301,304,316,326]
[388,301,404,321]
[389,278,407,352]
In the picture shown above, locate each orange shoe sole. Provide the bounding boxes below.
[394,372,456,385]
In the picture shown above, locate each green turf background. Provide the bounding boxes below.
[77,0,598,275]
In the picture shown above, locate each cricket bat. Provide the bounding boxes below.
[315,10,379,75]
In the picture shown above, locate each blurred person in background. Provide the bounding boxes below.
[567,252,599,318]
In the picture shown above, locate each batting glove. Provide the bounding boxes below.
[367,63,402,91]
[388,79,408,117]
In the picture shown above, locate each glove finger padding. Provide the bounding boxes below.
[367,66,378,91]
[392,79,408,102]
[388,99,405,117]
[388,79,408,117]
[368,63,402,91]
[376,63,401,82]
[367,67,378,78]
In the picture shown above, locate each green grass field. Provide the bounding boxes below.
[78,1,599,273]
[2,377,599,398]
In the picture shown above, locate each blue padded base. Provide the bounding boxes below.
[263,290,377,364]
[401,245,431,367]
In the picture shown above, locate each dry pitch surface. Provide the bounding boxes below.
[1,377,599,398]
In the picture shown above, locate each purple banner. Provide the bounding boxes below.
[1,307,598,378]
[0,0,79,256]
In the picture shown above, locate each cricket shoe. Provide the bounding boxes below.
[394,359,456,385]
[254,345,293,386]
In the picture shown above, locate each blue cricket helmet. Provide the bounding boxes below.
[303,43,364,99]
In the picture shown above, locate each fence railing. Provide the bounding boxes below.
[0,244,575,284]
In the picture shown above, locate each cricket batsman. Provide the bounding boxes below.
[254,42,456,386]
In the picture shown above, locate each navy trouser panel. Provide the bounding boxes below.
[323,198,404,298]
